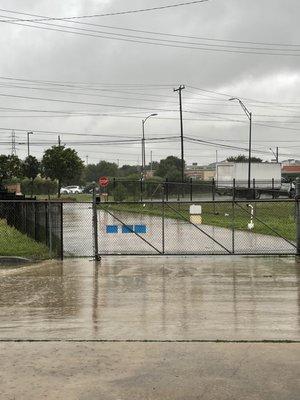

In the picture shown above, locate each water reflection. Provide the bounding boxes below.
[0,257,299,341]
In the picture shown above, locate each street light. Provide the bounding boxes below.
[269,147,279,163]
[141,113,158,178]
[27,131,33,157]
[229,98,252,189]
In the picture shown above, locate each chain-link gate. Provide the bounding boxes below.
[1,198,298,259]
[88,199,297,256]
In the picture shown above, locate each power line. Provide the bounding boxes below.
[1,13,300,57]
[0,1,209,23]
[3,7,300,49]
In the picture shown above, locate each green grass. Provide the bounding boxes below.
[0,219,50,260]
[99,201,296,241]
[35,193,93,202]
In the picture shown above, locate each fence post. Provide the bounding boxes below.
[162,186,165,254]
[48,201,53,258]
[92,188,101,261]
[212,178,215,201]
[165,178,169,202]
[232,179,236,254]
[34,202,37,240]
[212,178,216,214]
[60,202,64,260]
[296,178,300,256]
[140,178,143,202]
[189,178,193,201]
[45,202,49,247]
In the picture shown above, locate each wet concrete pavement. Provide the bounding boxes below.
[1,256,300,399]
[1,256,300,341]
[1,342,300,400]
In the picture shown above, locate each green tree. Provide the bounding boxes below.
[155,156,185,181]
[84,161,118,182]
[113,183,128,201]
[22,156,40,196]
[0,155,22,186]
[41,146,84,197]
[227,155,263,163]
[118,164,139,177]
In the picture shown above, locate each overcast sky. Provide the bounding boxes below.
[0,0,299,166]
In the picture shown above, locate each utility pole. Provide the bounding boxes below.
[27,131,33,157]
[11,130,16,155]
[58,135,61,146]
[174,85,185,182]
[150,151,153,173]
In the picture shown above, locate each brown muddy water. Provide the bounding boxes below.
[0,256,299,341]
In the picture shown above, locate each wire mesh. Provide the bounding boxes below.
[93,200,297,256]
[0,200,63,259]
[0,199,297,258]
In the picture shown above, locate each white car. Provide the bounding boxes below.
[60,185,83,195]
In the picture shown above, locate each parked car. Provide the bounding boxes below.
[60,185,83,195]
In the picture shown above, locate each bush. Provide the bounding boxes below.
[21,177,58,195]
[113,183,127,201]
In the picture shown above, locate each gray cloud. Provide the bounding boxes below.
[0,0,299,164]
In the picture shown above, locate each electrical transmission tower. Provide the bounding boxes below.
[11,130,16,155]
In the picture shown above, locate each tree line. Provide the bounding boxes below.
[0,145,186,198]
[1,144,266,199]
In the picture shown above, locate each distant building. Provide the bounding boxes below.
[282,165,300,179]
[281,159,300,166]
[145,170,155,179]
[185,163,215,181]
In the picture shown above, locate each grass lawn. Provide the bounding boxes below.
[99,201,296,242]
[0,219,49,260]
[35,193,93,202]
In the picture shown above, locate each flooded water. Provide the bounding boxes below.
[63,204,295,256]
[0,256,299,341]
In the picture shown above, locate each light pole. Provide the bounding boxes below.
[229,98,252,189]
[27,131,33,157]
[269,147,279,163]
[141,113,157,178]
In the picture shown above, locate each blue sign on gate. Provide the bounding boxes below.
[134,225,147,234]
[106,225,118,234]
[105,224,147,234]
[122,225,134,234]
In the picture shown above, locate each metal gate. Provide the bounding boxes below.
[91,199,297,256]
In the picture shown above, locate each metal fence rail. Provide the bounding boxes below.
[0,196,298,259]
[88,199,297,257]
[0,200,63,259]
[97,178,295,202]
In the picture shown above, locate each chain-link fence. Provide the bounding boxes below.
[96,178,295,202]
[91,199,297,256]
[0,200,63,259]
[0,198,298,259]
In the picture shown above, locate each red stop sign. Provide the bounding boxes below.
[99,176,109,187]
